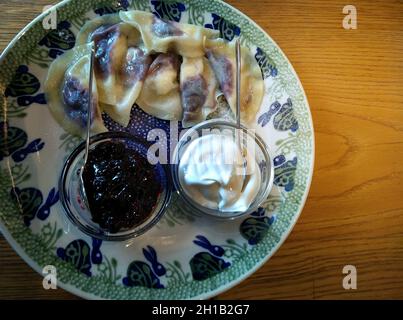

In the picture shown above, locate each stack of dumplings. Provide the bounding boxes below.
[44,10,264,137]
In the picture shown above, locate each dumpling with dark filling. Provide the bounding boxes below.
[44,43,106,137]
[77,14,152,126]
[180,57,217,128]
[205,38,264,124]
[136,52,182,120]
[119,10,219,58]
[76,13,123,45]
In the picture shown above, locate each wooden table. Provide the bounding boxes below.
[1,0,402,300]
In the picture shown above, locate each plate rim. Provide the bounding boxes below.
[0,0,315,300]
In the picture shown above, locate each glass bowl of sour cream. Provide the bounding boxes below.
[171,119,274,219]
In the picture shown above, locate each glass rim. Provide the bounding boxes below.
[59,131,172,241]
[171,119,274,220]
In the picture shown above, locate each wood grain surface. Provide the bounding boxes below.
[1,0,403,300]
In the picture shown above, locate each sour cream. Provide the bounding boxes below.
[178,133,261,213]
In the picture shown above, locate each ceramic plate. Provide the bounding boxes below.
[0,0,314,299]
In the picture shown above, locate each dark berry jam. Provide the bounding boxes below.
[82,140,161,233]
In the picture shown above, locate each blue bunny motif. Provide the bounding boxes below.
[205,13,240,41]
[240,207,276,245]
[189,235,231,281]
[143,245,166,276]
[36,188,59,220]
[11,138,45,163]
[193,235,225,256]
[273,155,298,192]
[151,0,186,22]
[91,238,103,264]
[14,94,47,107]
[123,245,166,289]
[0,122,45,163]
[57,238,103,277]
[10,187,59,225]
[10,187,59,226]
[4,65,46,107]
[255,47,278,79]
[257,101,281,127]
[38,21,75,58]
[258,98,299,132]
